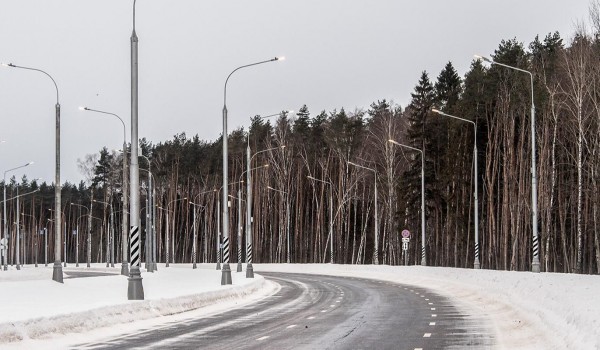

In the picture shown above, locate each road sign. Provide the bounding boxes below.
[0,238,7,245]
[402,242,409,251]
[402,237,410,243]
[401,229,411,238]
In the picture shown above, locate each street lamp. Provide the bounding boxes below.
[222,56,284,285]
[348,161,379,265]
[2,62,63,282]
[80,106,129,276]
[388,139,426,266]
[307,175,334,263]
[246,145,282,277]
[139,165,155,272]
[227,193,246,272]
[432,108,480,269]
[474,54,539,273]
[93,199,115,267]
[128,0,144,300]
[159,197,187,267]
[3,161,33,270]
[70,202,89,268]
[266,186,291,263]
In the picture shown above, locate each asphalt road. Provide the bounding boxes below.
[73,272,494,349]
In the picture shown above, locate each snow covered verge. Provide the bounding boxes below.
[0,264,266,344]
[254,264,600,350]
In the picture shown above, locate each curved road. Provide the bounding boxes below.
[74,272,493,349]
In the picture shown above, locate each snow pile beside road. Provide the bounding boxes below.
[0,265,265,344]
[254,264,600,350]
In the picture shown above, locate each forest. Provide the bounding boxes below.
[4,20,600,275]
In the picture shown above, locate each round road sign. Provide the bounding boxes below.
[401,229,411,238]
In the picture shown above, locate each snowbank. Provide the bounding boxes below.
[0,264,266,344]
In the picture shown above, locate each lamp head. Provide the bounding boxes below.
[263,164,269,168]
[275,56,285,61]
[474,54,491,63]
[431,108,441,114]
[78,106,89,111]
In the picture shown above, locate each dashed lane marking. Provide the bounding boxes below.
[307,316,315,320]
[432,314,437,317]
[431,308,436,311]
[256,336,270,341]
[429,322,436,326]
[428,303,433,305]
[423,333,432,338]
[287,325,297,329]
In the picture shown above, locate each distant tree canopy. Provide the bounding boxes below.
[6,24,600,274]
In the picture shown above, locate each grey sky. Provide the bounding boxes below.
[0,0,591,184]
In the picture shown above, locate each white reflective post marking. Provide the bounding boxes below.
[423,333,432,338]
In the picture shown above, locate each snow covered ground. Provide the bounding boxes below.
[0,263,598,349]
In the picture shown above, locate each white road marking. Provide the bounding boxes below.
[423,333,432,338]
[425,298,429,301]
[321,310,328,313]
[432,314,437,317]
[256,336,270,341]
[287,324,297,329]
[431,308,436,310]
[429,322,436,326]
[415,348,423,350]
[420,295,425,297]
[428,302,433,305]
[336,300,340,303]
[330,304,335,307]
[307,316,315,320]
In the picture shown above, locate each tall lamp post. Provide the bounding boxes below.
[128,0,144,299]
[221,56,284,285]
[266,186,291,263]
[2,62,62,282]
[474,54,539,273]
[80,106,129,275]
[70,202,89,268]
[307,176,334,263]
[348,161,379,265]
[246,111,289,277]
[432,109,480,269]
[3,162,33,270]
[1,188,39,269]
[388,139,426,266]
[246,145,282,277]
[140,165,155,272]
[228,193,245,272]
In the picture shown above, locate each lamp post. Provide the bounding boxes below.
[160,197,187,267]
[247,146,282,273]
[227,193,245,272]
[246,111,289,277]
[388,139,426,266]
[3,162,33,270]
[80,107,129,275]
[474,54,539,273]
[140,166,155,272]
[2,62,62,282]
[1,188,39,269]
[70,203,89,268]
[222,56,284,285]
[189,201,204,269]
[348,161,379,265]
[48,208,67,268]
[191,189,216,269]
[432,109,480,269]
[93,199,115,267]
[266,186,291,263]
[307,176,334,263]
[127,0,144,299]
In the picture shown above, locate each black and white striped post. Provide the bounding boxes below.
[127,0,144,300]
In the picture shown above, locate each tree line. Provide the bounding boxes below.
[4,21,600,274]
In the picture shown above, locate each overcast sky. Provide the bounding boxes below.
[0,0,591,184]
